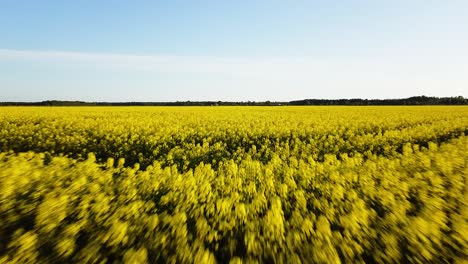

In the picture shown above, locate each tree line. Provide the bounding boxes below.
[1,96,466,106]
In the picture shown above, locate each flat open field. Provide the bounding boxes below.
[0,106,467,263]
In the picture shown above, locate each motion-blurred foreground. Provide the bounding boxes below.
[0,106,467,263]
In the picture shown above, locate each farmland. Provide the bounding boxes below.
[0,106,467,263]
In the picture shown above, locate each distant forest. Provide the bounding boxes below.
[1,96,467,106]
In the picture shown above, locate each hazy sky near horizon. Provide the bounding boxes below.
[1,0,467,102]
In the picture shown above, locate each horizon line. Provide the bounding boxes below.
[1,95,466,104]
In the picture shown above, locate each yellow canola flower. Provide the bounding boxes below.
[0,106,466,263]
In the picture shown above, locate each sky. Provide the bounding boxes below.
[0,0,467,102]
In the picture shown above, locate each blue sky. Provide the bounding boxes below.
[1,0,467,102]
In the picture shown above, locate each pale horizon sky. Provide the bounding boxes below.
[1,1,467,102]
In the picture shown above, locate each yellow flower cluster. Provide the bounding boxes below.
[0,106,467,263]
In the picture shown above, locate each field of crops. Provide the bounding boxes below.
[0,106,467,263]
